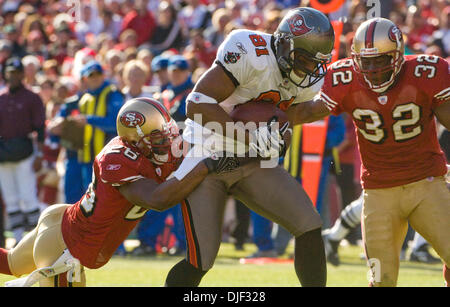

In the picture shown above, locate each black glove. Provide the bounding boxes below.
[203,154,240,174]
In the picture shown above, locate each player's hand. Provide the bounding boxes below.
[203,153,240,174]
[249,116,290,158]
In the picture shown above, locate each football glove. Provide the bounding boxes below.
[249,116,290,158]
[203,153,240,174]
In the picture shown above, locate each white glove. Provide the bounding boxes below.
[249,116,290,158]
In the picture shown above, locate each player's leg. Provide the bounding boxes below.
[362,188,408,287]
[322,192,363,265]
[406,176,450,285]
[0,227,38,277]
[231,164,326,286]
[409,232,440,264]
[0,162,25,243]
[33,204,86,287]
[165,174,229,286]
[16,155,41,229]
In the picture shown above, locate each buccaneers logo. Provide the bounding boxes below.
[120,111,145,128]
[287,14,312,36]
[224,51,241,64]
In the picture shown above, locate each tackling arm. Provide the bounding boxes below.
[433,100,450,131]
[286,96,331,126]
[118,160,209,212]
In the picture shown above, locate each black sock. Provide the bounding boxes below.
[165,259,208,287]
[294,228,327,287]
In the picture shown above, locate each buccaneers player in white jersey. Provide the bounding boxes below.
[0,97,238,287]
[294,18,450,286]
[165,7,334,287]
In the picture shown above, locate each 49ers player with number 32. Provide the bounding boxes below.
[0,98,239,287]
[295,18,450,287]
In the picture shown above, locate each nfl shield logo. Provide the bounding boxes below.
[377,96,388,105]
[156,167,162,177]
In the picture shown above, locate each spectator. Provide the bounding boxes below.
[21,55,41,88]
[148,1,185,55]
[204,8,232,47]
[161,54,194,122]
[178,0,211,34]
[0,57,45,244]
[116,29,138,51]
[121,59,158,100]
[2,24,26,58]
[120,0,156,46]
[151,55,170,91]
[404,5,438,52]
[71,60,124,192]
[183,29,217,70]
[99,8,122,40]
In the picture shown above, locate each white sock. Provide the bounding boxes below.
[411,232,428,251]
[328,218,350,242]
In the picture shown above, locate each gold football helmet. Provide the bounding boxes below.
[351,18,405,93]
[116,97,179,163]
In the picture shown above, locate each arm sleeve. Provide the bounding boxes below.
[86,91,124,134]
[215,29,257,87]
[99,152,145,187]
[431,57,450,109]
[31,93,46,142]
[318,60,353,115]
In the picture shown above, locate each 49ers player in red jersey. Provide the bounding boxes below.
[0,97,239,287]
[291,18,450,286]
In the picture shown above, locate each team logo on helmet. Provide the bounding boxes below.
[388,25,402,43]
[120,111,145,128]
[287,14,312,36]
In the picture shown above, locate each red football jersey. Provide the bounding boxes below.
[61,137,176,269]
[319,55,449,189]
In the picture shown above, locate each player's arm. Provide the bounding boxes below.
[433,100,450,130]
[118,161,209,212]
[118,156,238,211]
[285,96,331,125]
[186,63,238,133]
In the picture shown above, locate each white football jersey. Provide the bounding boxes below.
[183,29,323,146]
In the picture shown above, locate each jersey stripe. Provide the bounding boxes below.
[320,92,338,111]
[434,87,450,100]
[181,200,201,269]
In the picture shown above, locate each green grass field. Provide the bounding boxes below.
[0,241,444,287]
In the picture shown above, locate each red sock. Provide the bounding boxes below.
[0,248,12,275]
[444,265,450,287]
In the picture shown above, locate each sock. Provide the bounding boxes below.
[340,193,363,229]
[294,228,327,287]
[444,265,450,287]
[0,248,12,275]
[328,218,350,242]
[165,259,208,287]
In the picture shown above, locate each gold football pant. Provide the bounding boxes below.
[7,204,86,287]
[362,176,450,286]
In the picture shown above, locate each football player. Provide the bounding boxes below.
[292,18,450,286]
[164,7,334,287]
[0,97,238,287]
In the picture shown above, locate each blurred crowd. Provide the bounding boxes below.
[0,0,449,257]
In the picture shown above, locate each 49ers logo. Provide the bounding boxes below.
[388,25,403,43]
[120,111,145,128]
[287,14,312,36]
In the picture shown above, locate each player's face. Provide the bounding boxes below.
[292,52,320,78]
[359,55,393,86]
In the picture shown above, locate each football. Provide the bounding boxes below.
[229,101,288,127]
[229,101,291,153]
